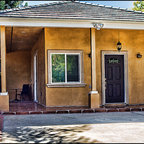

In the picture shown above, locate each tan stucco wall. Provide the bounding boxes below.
[44,28,144,106]
[5,28,144,107]
[31,30,46,105]
[6,51,31,100]
[96,29,144,105]
[44,28,91,106]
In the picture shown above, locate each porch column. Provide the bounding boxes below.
[0,26,9,111]
[89,28,100,108]
[1,26,6,92]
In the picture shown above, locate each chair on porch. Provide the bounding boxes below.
[18,84,30,101]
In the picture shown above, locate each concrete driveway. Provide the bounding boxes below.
[2,112,144,143]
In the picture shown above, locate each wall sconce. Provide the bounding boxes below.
[117,30,122,51]
[137,53,142,58]
[117,41,122,51]
[88,52,91,58]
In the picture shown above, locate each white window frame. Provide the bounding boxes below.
[47,50,86,88]
[50,53,81,84]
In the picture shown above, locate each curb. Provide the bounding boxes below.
[1,107,144,115]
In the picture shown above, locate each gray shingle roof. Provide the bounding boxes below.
[0,1,144,22]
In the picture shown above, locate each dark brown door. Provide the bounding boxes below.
[105,55,124,103]
[0,59,1,92]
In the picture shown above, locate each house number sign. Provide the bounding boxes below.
[108,58,119,64]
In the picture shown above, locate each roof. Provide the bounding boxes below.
[0,1,144,22]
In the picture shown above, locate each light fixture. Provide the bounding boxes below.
[117,30,122,51]
[117,41,122,51]
[137,53,142,58]
[88,52,91,58]
[93,23,104,30]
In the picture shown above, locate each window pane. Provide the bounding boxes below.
[52,54,65,83]
[67,55,79,82]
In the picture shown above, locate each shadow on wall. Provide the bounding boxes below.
[3,125,100,143]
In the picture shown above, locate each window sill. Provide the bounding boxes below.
[46,83,87,88]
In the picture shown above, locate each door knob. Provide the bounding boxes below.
[105,78,107,89]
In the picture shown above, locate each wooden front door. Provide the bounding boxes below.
[105,55,124,103]
[0,59,1,92]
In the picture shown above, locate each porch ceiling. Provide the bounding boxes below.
[6,27,43,53]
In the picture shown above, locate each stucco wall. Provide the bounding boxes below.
[44,28,91,106]
[31,30,46,105]
[7,28,144,106]
[96,29,144,105]
[6,51,31,101]
[44,28,144,106]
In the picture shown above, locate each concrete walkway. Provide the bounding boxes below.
[2,112,144,143]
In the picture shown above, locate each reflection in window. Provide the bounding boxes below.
[67,55,79,82]
[52,54,65,83]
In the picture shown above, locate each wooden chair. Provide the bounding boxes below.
[18,84,30,101]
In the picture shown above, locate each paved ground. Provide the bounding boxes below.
[2,112,144,143]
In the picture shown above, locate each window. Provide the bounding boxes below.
[48,50,85,87]
[52,54,80,83]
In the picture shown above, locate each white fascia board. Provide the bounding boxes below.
[0,17,144,30]
[0,17,93,28]
[104,21,144,30]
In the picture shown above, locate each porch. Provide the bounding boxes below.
[6,26,43,103]
[0,25,100,112]
[0,26,46,111]
[2,102,144,115]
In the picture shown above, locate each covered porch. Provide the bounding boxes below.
[0,24,100,112]
[0,26,46,111]
[6,26,43,103]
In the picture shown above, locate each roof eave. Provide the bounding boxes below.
[0,16,144,23]
[0,17,144,30]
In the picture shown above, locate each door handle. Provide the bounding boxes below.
[105,78,107,89]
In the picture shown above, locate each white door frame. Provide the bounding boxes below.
[34,53,38,102]
[101,51,129,105]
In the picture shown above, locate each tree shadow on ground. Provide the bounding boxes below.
[3,125,101,143]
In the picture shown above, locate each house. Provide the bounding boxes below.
[0,1,144,112]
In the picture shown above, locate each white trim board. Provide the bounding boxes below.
[101,51,128,105]
[0,17,144,30]
[47,50,84,86]
[34,53,38,102]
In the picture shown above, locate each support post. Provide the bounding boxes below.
[0,26,9,111]
[89,28,100,108]
[1,26,6,92]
